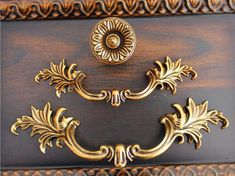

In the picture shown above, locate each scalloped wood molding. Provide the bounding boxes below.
[1,0,234,21]
[2,163,235,176]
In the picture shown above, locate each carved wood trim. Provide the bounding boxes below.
[2,163,235,176]
[1,0,234,21]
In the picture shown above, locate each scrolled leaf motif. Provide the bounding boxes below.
[164,98,229,148]
[11,98,229,167]
[11,103,75,153]
[150,57,197,94]
[11,103,114,164]
[129,98,229,160]
[35,60,82,98]
[35,57,197,107]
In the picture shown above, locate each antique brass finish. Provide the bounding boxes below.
[11,98,229,168]
[90,17,136,65]
[35,57,197,107]
[106,34,121,49]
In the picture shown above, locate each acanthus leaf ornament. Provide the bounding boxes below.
[35,57,197,107]
[11,102,115,161]
[11,98,229,168]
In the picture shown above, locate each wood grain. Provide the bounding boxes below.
[1,14,235,168]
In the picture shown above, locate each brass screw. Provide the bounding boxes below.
[106,34,121,49]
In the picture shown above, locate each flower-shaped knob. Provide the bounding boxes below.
[90,17,136,65]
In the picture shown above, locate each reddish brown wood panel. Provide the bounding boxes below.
[1,14,235,169]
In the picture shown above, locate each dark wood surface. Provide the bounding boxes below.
[1,14,235,169]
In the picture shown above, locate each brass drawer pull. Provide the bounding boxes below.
[11,98,229,168]
[35,57,197,107]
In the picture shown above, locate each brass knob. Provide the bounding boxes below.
[90,17,136,65]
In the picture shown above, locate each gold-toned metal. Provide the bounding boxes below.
[11,98,229,168]
[90,17,136,65]
[35,57,197,107]
[106,34,121,49]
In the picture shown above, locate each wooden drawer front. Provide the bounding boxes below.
[2,14,235,169]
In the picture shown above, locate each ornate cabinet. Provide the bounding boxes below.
[1,0,235,175]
